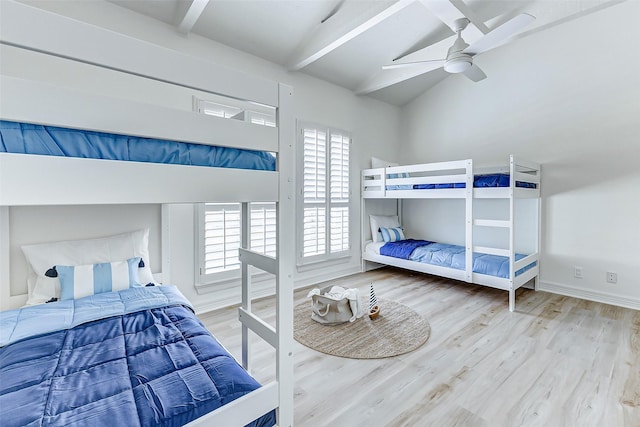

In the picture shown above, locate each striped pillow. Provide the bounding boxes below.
[380,226,405,242]
[56,257,142,300]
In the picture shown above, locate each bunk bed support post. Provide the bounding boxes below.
[361,195,366,272]
[161,205,171,285]
[275,83,295,427]
[509,155,516,312]
[535,166,542,291]
[240,202,251,371]
[465,160,473,282]
[0,207,10,309]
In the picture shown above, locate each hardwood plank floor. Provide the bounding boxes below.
[197,267,640,427]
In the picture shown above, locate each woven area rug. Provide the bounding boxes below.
[294,298,431,359]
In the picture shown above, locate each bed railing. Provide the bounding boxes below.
[362,159,473,199]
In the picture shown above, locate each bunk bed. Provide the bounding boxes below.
[362,156,541,311]
[0,2,294,426]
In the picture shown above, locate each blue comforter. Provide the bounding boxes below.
[0,120,276,171]
[0,286,276,427]
[380,240,535,278]
[379,239,434,259]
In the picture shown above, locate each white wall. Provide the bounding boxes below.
[399,1,640,308]
[3,1,400,312]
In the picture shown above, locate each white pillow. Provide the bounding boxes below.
[369,214,400,243]
[21,229,155,305]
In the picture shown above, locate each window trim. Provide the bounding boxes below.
[296,120,351,266]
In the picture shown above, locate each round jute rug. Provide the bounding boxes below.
[293,298,431,359]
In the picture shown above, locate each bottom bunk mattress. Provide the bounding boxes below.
[0,286,276,427]
[366,239,535,278]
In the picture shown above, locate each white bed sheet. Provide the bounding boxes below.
[364,240,386,256]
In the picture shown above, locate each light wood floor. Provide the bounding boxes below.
[198,267,640,427]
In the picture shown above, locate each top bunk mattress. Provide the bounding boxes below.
[0,120,276,171]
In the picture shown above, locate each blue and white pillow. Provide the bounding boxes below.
[388,172,410,179]
[56,257,143,300]
[380,226,405,242]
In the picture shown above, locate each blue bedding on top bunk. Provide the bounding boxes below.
[0,120,276,171]
[380,240,535,278]
[0,286,276,427]
[386,174,536,190]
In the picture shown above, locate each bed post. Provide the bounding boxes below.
[276,83,295,427]
[161,205,172,285]
[240,202,251,371]
[465,159,473,283]
[0,207,10,310]
[535,164,542,291]
[509,155,516,311]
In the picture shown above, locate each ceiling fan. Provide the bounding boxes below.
[382,14,535,82]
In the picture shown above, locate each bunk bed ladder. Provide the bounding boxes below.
[237,84,295,427]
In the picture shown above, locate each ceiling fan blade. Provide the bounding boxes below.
[462,63,486,82]
[382,59,445,70]
[465,13,535,55]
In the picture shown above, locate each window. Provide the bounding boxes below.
[298,122,350,265]
[197,202,276,284]
[194,96,276,127]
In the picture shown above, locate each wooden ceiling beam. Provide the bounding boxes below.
[355,61,443,95]
[417,0,487,36]
[177,0,210,34]
[286,0,414,71]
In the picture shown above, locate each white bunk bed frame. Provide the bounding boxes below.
[362,155,541,312]
[0,2,294,426]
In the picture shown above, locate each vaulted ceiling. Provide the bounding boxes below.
[108,0,621,106]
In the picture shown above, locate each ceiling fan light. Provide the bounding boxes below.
[444,57,472,74]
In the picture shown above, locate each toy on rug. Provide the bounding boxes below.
[368,283,380,320]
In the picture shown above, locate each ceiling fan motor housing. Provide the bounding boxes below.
[444,52,472,73]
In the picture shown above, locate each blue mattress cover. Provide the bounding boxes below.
[0,120,276,171]
[0,286,276,427]
[386,174,536,190]
[380,240,535,278]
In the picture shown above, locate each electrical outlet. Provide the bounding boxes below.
[606,272,617,284]
[574,266,583,279]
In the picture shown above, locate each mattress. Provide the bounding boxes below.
[367,240,535,278]
[0,120,276,171]
[0,286,276,427]
[385,173,536,190]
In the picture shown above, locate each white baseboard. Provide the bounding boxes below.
[194,264,362,315]
[539,280,640,311]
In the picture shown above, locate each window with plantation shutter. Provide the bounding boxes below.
[196,202,276,284]
[298,122,350,265]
